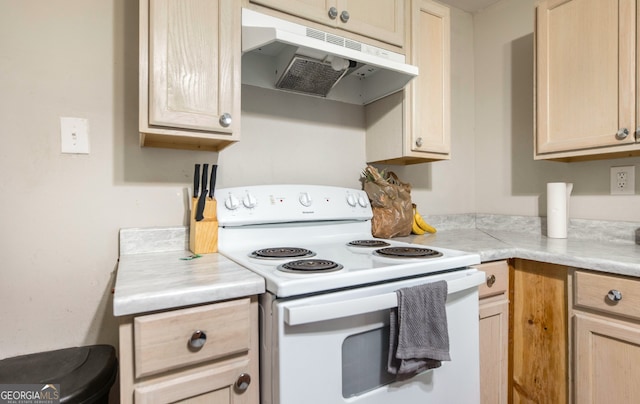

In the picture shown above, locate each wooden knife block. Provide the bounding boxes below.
[189,197,218,254]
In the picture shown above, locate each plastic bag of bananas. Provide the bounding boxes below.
[361,165,413,238]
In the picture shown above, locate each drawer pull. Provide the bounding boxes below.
[607,289,622,302]
[235,373,251,392]
[189,330,207,350]
[486,274,496,287]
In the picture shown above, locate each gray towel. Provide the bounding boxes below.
[387,280,450,378]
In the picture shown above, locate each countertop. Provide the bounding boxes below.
[113,218,640,317]
[113,227,265,316]
[397,228,640,277]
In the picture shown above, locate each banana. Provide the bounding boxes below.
[415,212,437,233]
[411,203,437,234]
[411,217,427,235]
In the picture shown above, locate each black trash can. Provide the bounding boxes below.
[0,345,118,403]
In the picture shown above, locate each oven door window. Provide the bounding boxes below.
[342,326,396,398]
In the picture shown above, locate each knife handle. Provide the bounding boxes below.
[193,164,201,198]
[201,164,209,196]
[209,165,218,198]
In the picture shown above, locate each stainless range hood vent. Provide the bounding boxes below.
[241,9,419,105]
[276,55,349,97]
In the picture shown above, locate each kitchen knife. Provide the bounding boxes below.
[193,164,201,198]
[208,165,217,198]
[195,164,209,221]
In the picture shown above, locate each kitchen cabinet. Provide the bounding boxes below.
[365,0,450,165]
[248,0,405,48]
[572,269,640,403]
[139,0,241,152]
[511,259,568,404]
[118,297,259,404]
[535,0,640,161]
[477,260,510,404]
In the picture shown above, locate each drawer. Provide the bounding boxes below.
[134,298,251,378]
[477,261,509,299]
[574,270,640,321]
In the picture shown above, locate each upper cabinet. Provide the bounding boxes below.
[535,0,640,161]
[249,0,405,48]
[365,0,450,165]
[139,0,241,151]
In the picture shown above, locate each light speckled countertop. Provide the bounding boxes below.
[114,216,640,316]
[394,213,640,277]
[113,228,265,317]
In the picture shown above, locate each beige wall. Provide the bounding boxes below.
[0,0,365,358]
[2,0,639,361]
[472,0,640,220]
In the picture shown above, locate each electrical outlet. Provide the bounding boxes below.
[610,166,635,195]
[60,117,90,154]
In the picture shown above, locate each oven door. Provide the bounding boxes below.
[261,268,485,404]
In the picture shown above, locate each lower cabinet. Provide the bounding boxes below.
[477,260,510,404]
[572,270,640,403]
[511,259,568,404]
[118,297,259,404]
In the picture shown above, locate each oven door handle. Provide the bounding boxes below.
[284,271,485,326]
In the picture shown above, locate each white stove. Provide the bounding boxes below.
[215,184,484,404]
[216,184,480,297]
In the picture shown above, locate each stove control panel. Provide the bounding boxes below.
[215,185,372,226]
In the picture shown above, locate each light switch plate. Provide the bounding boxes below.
[60,117,90,154]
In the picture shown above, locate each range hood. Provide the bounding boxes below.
[241,8,419,105]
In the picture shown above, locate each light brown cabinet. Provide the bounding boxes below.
[511,259,568,404]
[365,0,450,164]
[249,0,405,47]
[477,261,510,404]
[139,0,241,152]
[535,0,640,161]
[119,297,259,404]
[572,270,640,403]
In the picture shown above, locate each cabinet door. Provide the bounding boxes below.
[574,312,640,403]
[147,0,240,134]
[409,0,450,155]
[336,0,404,47]
[364,0,449,165]
[479,298,509,404]
[249,0,334,27]
[250,0,404,47]
[134,357,254,404]
[536,0,636,156]
[512,259,568,404]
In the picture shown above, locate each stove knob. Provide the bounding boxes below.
[243,193,257,209]
[346,194,357,207]
[299,192,313,207]
[357,195,368,207]
[224,194,240,210]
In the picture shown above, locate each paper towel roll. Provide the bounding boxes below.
[547,182,572,239]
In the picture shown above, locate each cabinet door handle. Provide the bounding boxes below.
[415,137,424,147]
[486,274,496,287]
[188,330,207,350]
[635,127,640,141]
[340,10,350,23]
[328,6,338,19]
[616,128,629,140]
[219,113,232,128]
[235,373,251,392]
[607,289,622,302]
